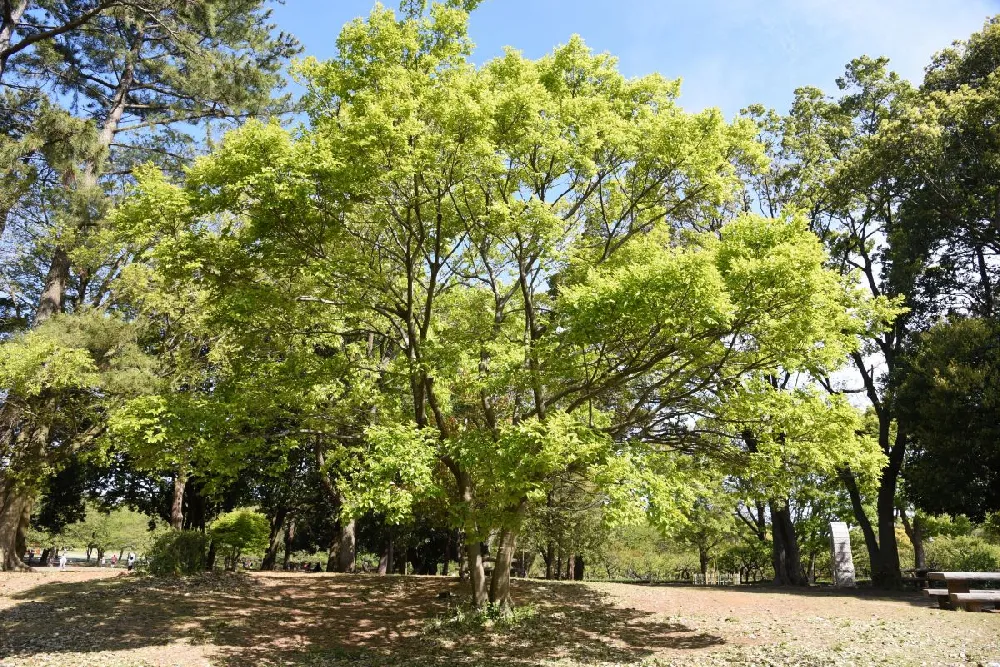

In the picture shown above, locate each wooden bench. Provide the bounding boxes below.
[949,591,1000,613]
[927,572,1000,611]
[924,587,998,610]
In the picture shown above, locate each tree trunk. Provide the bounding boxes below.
[573,554,584,581]
[282,519,295,570]
[170,471,186,531]
[544,541,554,579]
[871,438,905,589]
[465,534,488,608]
[555,546,563,580]
[911,515,925,571]
[489,526,518,608]
[336,518,356,573]
[325,529,338,572]
[770,500,807,586]
[261,507,287,571]
[0,480,32,571]
[205,540,217,571]
[699,545,709,581]
[378,534,393,575]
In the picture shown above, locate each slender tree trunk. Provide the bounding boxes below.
[325,529,338,572]
[545,541,554,579]
[205,540,217,571]
[282,519,295,570]
[170,471,186,531]
[911,515,925,571]
[840,467,880,580]
[378,533,393,575]
[699,545,709,580]
[555,546,563,580]
[465,535,488,608]
[261,507,287,571]
[770,500,807,586]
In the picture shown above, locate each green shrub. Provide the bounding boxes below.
[209,508,269,571]
[925,535,1000,571]
[425,603,538,635]
[147,530,209,576]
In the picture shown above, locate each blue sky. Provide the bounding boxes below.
[271,0,1000,116]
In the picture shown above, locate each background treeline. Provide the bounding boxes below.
[2,1,1000,608]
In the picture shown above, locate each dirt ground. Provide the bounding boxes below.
[0,568,997,666]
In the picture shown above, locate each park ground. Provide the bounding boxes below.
[0,570,998,667]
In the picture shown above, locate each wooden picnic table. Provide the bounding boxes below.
[926,572,1000,611]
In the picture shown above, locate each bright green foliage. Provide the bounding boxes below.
[60,503,159,559]
[113,2,884,604]
[925,535,1000,572]
[209,508,269,569]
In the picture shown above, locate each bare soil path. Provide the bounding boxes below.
[0,570,996,666]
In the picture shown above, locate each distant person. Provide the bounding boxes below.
[110,553,118,567]
[58,552,68,571]
[126,551,136,571]
[99,555,106,567]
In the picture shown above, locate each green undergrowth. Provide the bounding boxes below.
[424,601,539,635]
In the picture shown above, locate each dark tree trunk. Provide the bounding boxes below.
[699,545,709,580]
[911,515,925,570]
[770,500,807,586]
[261,507,287,571]
[841,467,880,579]
[325,530,338,572]
[872,438,905,589]
[573,555,584,581]
[378,534,393,575]
[555,546,563,580]
[182,481,206,532]
[282,519,295,570]
[205,540,217,571]
[545,541,554,579]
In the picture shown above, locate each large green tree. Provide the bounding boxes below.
[0,0,297,570]
[118,2,883,607]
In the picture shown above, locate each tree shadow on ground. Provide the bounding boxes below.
[0,573,725,666]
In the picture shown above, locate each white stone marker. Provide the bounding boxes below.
[829,521,856,587]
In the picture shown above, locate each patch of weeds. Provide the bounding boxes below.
[424,601,539,635]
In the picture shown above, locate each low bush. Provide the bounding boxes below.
[925,535,1000,572]
[147,530,209,576]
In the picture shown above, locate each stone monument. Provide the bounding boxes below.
[829,521,856,587]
